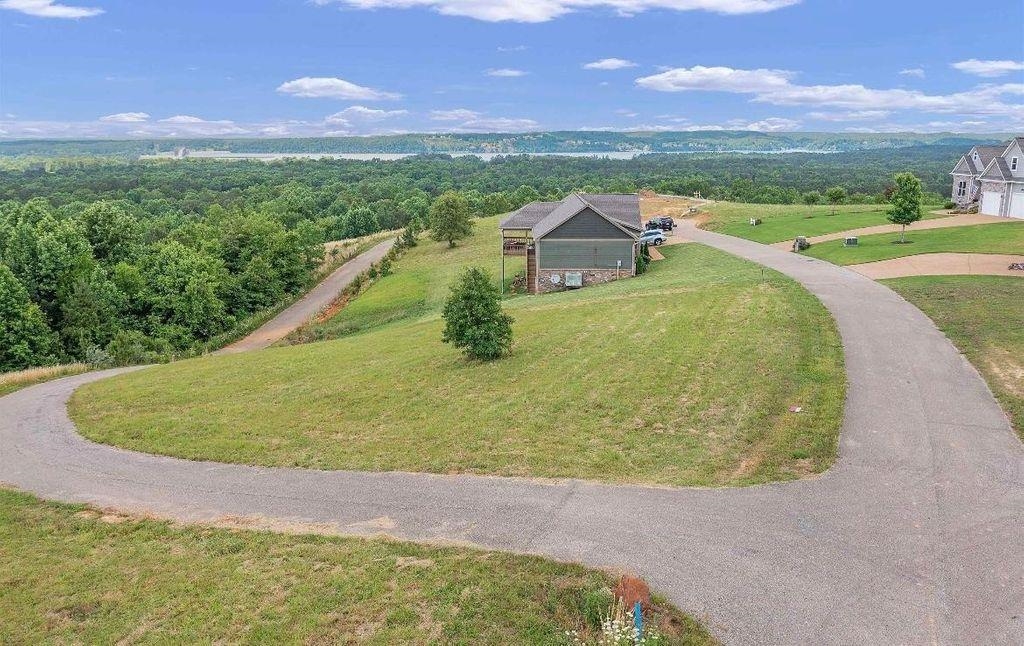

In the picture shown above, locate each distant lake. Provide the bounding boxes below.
[140,149,833,162]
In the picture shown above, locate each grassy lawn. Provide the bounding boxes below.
[0,488,713,644]
[802,221,1024,265]
[72,216,845,487]
[0,364,89,398]
[883,276,1024,438]
[698,202,943,244]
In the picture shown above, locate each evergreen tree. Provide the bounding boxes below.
[441,267,513,361]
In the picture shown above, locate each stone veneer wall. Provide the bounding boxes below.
[536,268,630,293]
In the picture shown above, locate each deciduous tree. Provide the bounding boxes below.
[429,191,473,248]
[886,172,923,244]
[441,267,513,361]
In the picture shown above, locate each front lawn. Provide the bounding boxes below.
[72,240,845,488]
[802,221,1024,265]
[0,488,713,644]
[699,202,942,244]
[883,275,1024,438]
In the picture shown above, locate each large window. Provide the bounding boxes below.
[956,180,967,197]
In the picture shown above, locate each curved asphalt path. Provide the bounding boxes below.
[2,223,1022,645]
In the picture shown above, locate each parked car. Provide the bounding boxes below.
[639,229,667,246]
[646,216,675,231]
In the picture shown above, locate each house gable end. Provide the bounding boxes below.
[951,156,974,175]
[544,207,635,239]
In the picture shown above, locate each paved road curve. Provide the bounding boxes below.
[2,223,1022,644]
[218,238,395,353]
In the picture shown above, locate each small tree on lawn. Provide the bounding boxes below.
[825,186,847,215]
[400,220,419,248]
[442,267,513,361]
[802,191,821,209]
[429,191,473,248]
[887,172,923,244]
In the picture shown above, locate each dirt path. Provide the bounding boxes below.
[769,213,1015,250]
[218,239,394,353]
[848,252,1024,279]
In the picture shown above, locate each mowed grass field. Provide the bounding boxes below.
[697,202,943,244]
[72,215,845,488]
[802,221,1024,265]
[0,488,713,644]
[884,276,1024,438]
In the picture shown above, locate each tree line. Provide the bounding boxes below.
[0,150,952,371]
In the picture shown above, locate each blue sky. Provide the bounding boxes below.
[1,0,1022,138]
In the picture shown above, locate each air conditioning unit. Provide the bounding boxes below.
[564,272,583,288]
[844,236,858,247]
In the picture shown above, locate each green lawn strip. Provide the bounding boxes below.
[883,275,1024,438]
[0,364,90,398]
[801,221,1024,265]
[72,243,844,488]
[0,488,714,644]
[700,202,945,244]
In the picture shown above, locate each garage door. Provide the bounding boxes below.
[1009,188,1024,219]
[980,190,1002,216]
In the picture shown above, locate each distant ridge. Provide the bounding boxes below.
[0,130,1009,158]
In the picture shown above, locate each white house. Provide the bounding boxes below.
[950,137,1024,219]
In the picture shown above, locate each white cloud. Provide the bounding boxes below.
[637,65,1024,118]
[584,58,637,70]
[159,115,207,123]
[328,105,408,121]
[806,110,890,122]
[0,0,103,18]
[485,68,527,77]
[312,0,799,23]
[636,66,795,93]
[951,59,1024,78]
[497,45,527,52]
[430,108,482,121]
[450,117,540,132]
[741,117,800,132]
[99,111,150,123]
[898,68,925,78]
[276,76,401,100]
[615,109,639,118]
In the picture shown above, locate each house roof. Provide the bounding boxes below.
[980,156,1012,181]
[498,201,560,229]
[499,193,641,238]
[973,145,1007,169]
[951,154,977,175]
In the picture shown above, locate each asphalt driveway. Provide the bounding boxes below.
[2,223,1021,645]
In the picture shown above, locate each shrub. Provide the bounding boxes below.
[441,267,513,361]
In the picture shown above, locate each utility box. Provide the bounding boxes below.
[564,272,583,288]
[844,236,858,247]
[793,236,810,252]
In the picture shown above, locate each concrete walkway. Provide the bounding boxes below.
[769,213,1016,250]
[218,239,394,353]
[849,252,1024,279]
[2,224,1022,645]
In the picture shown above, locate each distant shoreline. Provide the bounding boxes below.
[139,149,836,162]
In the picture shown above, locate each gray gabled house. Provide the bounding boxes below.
[950,137,1024,218]
[499,193,642,293]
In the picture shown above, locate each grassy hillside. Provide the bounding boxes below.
[699,202,947,244]
[72,212,844,487]
[802,221,1024,265]
[0,488,713,644]
[884,276,1023,438]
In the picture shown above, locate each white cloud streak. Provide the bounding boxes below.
[276,76,401,100]
[584,58,637,70]
[485,68,527,77]
[312,0,799,22]
[99,112,150,123]
[0,0,102,18]
[636,65,1024,118]
[951,59,1024,78]
[898,68,925,78]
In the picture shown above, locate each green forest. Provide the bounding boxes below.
[0,146,958,371]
